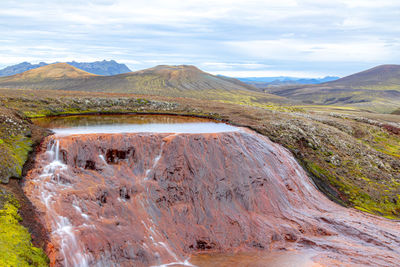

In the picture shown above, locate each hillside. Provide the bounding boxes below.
[0,60,131,76]
[325,64,400,90]
[0,64,288,106]
[266,65,400,113]
[0,63,96,82]
[0,62,47,77]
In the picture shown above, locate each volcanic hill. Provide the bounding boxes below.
[0,63,288,105]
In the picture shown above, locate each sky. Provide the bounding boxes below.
[0,0,399,77]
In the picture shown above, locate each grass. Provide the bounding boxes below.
[0,193,48,266]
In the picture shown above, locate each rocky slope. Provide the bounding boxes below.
[23,130,400,266]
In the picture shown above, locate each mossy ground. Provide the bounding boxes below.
[305,160,400,219]
[0,191,48,266]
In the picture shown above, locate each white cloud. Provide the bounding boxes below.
[210,70,326,78]
[200,62,271,70]
[0,0,399,76]
[225,38,397,63]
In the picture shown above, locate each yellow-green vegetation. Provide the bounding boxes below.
[0,135,32,182]
[306,160,400,219]
[365,129,400,158]
[0,194,48,266]
[220,100,305,113]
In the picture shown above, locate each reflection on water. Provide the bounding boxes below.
[32,114,214,128]
[32,114,239,135]
[187,251,319,267]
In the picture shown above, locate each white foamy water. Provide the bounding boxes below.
[52,122,239,136]
[35,139,93,267]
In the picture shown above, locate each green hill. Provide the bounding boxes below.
[266,65,400,113]
[0,63,289,107]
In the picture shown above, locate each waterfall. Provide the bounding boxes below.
[22,131,400,267]
[38,138,92,266]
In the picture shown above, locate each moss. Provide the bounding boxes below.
[360,128,400,158]
[0,195,48,266]
[0,135,32,178]
[136,98,149,105]
[305,160,400,219]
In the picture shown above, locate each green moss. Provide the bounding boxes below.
[0,134,32,183]
[1,135,32,178]
[305,160,400,219]
[0,196,48,266]
[361,128,400,158]
[136,98,149,105]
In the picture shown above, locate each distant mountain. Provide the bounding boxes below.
[0,63,288,104]
[0,62,48,77]
[0,60,131,76]
[0,63,96,82]
[265,64,400,113]
[67,60,131,76]
[238,76,339,88]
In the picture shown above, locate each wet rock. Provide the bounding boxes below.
[23,130,400,267]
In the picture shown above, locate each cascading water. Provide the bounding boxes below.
[34,139,92,266]
[23,118,400,267]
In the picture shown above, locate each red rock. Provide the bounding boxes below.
[23,129,400,266]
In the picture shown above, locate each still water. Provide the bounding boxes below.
[32,114,239,135]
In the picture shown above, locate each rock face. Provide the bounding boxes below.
[23,130,400,266]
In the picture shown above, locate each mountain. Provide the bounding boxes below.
[264,65,400,113]
[0,60,131,76]
[0,63,287,105]
[238,76,339,86]
[67,60,131,75]
[0,62,48,77]
[324,64,400,90]
[0,63,96,82]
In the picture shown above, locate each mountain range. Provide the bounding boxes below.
[238,76,339,87]
[0,63,287,106]
[0,60,131,76]
[0,62,399,113]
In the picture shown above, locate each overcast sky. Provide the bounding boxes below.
[0,0,399,77]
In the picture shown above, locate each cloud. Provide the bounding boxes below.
[0,0,399,76]
[210,70,326,78]
[225,38,398,63]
